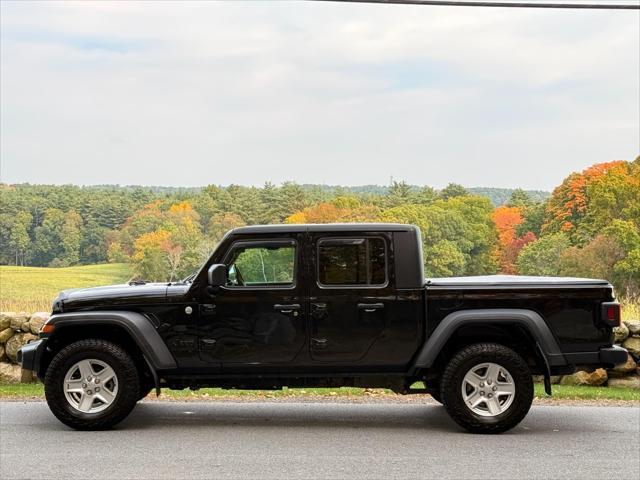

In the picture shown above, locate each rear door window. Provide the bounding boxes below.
[317,237,387,287]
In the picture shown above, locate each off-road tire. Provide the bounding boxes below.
[439,343,533,434]
[44,339,140,430]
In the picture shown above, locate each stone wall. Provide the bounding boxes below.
[0,312,639,388]
[556,320,640,389]
[0,312,49,383]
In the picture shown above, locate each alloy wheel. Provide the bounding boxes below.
[461,362,515,417]
[63,359,119,414]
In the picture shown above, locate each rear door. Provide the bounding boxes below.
[308,232,394,363]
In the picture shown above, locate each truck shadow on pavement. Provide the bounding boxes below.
[26,401,631,435]
[120,402,461,432]
[95,401,626,435]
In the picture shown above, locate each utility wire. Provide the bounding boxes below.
[315,0,640,9]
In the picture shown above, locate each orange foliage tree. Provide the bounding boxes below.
[492,206,536,274]
[285,197,379,224]
[501,231,537,274]
[493,206,523,247]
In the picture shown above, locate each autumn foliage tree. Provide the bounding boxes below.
[285,197,380,224]
[132,230,174,282]
[521,157,640,295]
[544,161,630,240]
[492,206,536,274]
[114,200,206,281]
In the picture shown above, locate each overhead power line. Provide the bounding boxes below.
[315,0,640,9]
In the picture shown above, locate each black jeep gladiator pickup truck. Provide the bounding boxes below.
[18,223,627,433]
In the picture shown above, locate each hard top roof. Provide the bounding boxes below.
[231,223,417,235]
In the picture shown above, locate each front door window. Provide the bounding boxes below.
[227,244,295,287]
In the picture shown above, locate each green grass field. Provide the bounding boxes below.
[0,264,132,312]
[0,382,638,402]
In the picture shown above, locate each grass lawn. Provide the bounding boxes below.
[0,263,132,312]
[1,382,638,402]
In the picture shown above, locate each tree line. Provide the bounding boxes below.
[0,158,638,297]
[0,182,528,269]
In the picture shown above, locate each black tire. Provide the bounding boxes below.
[439,343,533,434]
[44,339,140,430]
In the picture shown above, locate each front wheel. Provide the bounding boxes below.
[439,343,533,434]
[44,339,140,430]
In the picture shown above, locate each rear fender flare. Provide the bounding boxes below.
[410,308,565,375]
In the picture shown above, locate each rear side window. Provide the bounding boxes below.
[317,237,387,286]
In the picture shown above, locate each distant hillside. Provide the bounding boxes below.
[467,188,550,206]
[299,184,549,206]
[3,182,550,207]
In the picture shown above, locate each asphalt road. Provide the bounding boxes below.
[1,400,639,480]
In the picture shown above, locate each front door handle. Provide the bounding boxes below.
[274,304,301,314]
[311,338,328,349]
[357,303,384,313]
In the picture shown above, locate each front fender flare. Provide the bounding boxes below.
[45,311,177,371]
[410,308,566,375]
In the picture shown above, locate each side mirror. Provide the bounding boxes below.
[207,263,227,288]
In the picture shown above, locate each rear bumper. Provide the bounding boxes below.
[599,345,629,366]
[563,345,629,368]
[17,338,47,374]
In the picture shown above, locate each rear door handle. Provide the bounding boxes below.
[274,304,301,314]
[357,303,384,313]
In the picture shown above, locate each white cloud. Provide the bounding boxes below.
[1,0,638,189]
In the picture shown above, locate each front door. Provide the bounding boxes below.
[308,233,393,363]
[198,235,306,366]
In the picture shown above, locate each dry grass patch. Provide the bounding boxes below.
[0,264,131,312]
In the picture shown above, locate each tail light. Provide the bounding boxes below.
[600,302,620,328]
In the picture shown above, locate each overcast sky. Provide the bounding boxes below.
[1,1,638,190]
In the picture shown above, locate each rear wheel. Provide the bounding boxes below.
[439,343,533,434]
[44,339,140,430]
